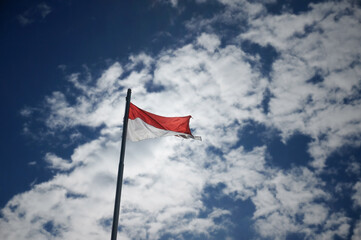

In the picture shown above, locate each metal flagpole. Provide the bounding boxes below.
[111,88,131,240]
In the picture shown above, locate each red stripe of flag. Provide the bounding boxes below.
[129,103,192,135]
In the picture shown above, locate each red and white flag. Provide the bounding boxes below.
[127,103,201,142]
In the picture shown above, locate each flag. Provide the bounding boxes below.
[127,103,201,142]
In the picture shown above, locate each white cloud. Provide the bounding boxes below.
[96,62,123,92]
[44,153,74,170]
[17,3,52,26]
[37,3,52,18]
[197,33,221,53]
[20,107,34,117]
[353,181,361,208]
[209,146,268,200]
[250,167,350,239]
[352,219,361,240]
[240,1,361,169]
[17,15,33,26]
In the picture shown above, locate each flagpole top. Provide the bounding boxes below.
[126,89,131,101]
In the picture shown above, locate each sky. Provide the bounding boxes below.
[1,0,361,239]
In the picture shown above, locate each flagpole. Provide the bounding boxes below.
[111,88,131,240]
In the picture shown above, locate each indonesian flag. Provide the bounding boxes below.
[127,103,201,142]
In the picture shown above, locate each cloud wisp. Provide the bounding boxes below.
[17,3,52,26]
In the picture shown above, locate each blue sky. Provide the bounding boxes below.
[1,0,361,239]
